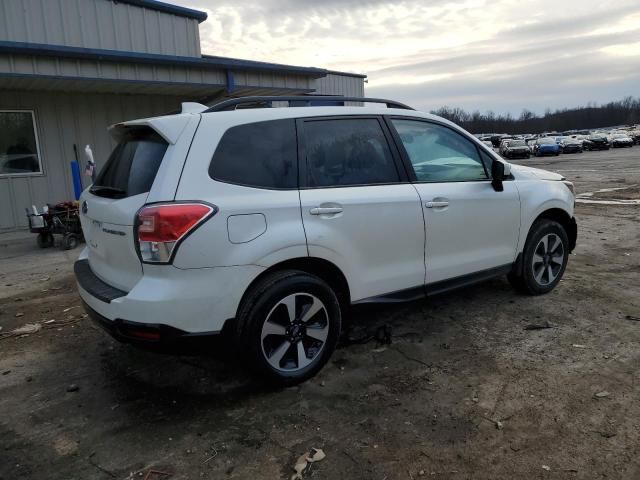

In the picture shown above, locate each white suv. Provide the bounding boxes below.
[76,96,577,384]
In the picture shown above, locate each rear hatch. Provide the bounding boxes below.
[80,127,169,291]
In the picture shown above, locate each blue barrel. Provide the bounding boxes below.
[70,161,83,200]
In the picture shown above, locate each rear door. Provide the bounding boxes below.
[80,123,191,291]
[297,116,425,302]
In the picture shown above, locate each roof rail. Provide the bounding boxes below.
[203,96,414,112]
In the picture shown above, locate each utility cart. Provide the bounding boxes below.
[27,201,84,250]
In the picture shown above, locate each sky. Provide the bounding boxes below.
[173,0,640,116]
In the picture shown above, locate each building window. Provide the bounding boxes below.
[0,111,43,176]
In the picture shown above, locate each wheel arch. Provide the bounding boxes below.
[512,207,576,281]
[533,208,577,252]
[236,257,351,318]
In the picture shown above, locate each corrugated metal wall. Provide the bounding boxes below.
[313,73,365,96]
[0,90,182,230]
[0,0,201,57]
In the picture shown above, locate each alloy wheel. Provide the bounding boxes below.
[532,233,565,285]
[260,293,329,372]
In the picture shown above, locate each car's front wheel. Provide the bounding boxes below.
[235,270,341,385]
[509,219,569,295]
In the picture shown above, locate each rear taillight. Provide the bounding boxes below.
[135,202,216,263]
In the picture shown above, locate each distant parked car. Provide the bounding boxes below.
[534,138,561,156]
[498,139,512,156]
[491,134,510,148]
[502,139,531,159]
[609,133,634,148]
[525,138,537,153]
[582,135,609,151]
[482,140,494,149]
[558,137,583,154]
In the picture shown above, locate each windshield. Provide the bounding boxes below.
[509,140,526,147]
[537,138,555,145]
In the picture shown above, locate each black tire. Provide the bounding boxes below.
[62,233,78,250]
[36,232,54,248]
[234,270,341,385]
[509,219,569,295]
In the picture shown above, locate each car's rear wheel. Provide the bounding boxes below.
[235,270,341,385]
[509,219,569,295]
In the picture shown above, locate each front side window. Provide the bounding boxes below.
[391,119,488,183]
[0,111,42,175]
[304,118,399,187]
[209,119,297,189]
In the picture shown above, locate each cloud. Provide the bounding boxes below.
[173,0,640,114]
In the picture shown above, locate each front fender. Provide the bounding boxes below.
[516,180,575,253]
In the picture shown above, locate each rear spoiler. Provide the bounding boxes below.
[108,103,206,144]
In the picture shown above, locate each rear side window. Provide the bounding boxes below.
[303,118,399,187]
[209,119,297,189]
[92,127,168,198]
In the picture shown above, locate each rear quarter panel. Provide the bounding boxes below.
[172,113,307,269]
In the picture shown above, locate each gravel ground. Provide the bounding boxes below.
[1,148,639,480]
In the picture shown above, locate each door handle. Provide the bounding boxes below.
[310,207,343,215]
[425,201,449,208]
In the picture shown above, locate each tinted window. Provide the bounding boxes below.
[210,119,297,189]
[304,118,399,187]
[92,127,168,198]
[391,119,488,183]
[0,111,42,175]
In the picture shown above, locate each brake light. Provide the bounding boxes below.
[135,203,216,263]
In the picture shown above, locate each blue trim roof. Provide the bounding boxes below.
[112,0,208,22]
[0,41,328,78]
[326,69,367,79]
[0,72,316,95]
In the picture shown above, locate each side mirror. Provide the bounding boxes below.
[491,161,505,192]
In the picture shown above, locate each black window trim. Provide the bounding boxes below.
[296,114,411,190]
[383,115,507,184]
[208,118,300,191]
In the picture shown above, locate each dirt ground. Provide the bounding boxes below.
[1,148,639,480]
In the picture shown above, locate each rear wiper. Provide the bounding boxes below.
[90,186,126,198]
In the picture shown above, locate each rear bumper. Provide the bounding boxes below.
[563,146,582,153]
[506,150,530,158]
[82,299,224,351]
[536,148,559,155]
[75,251,265,335]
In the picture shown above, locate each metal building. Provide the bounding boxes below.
[0,0,366,231]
